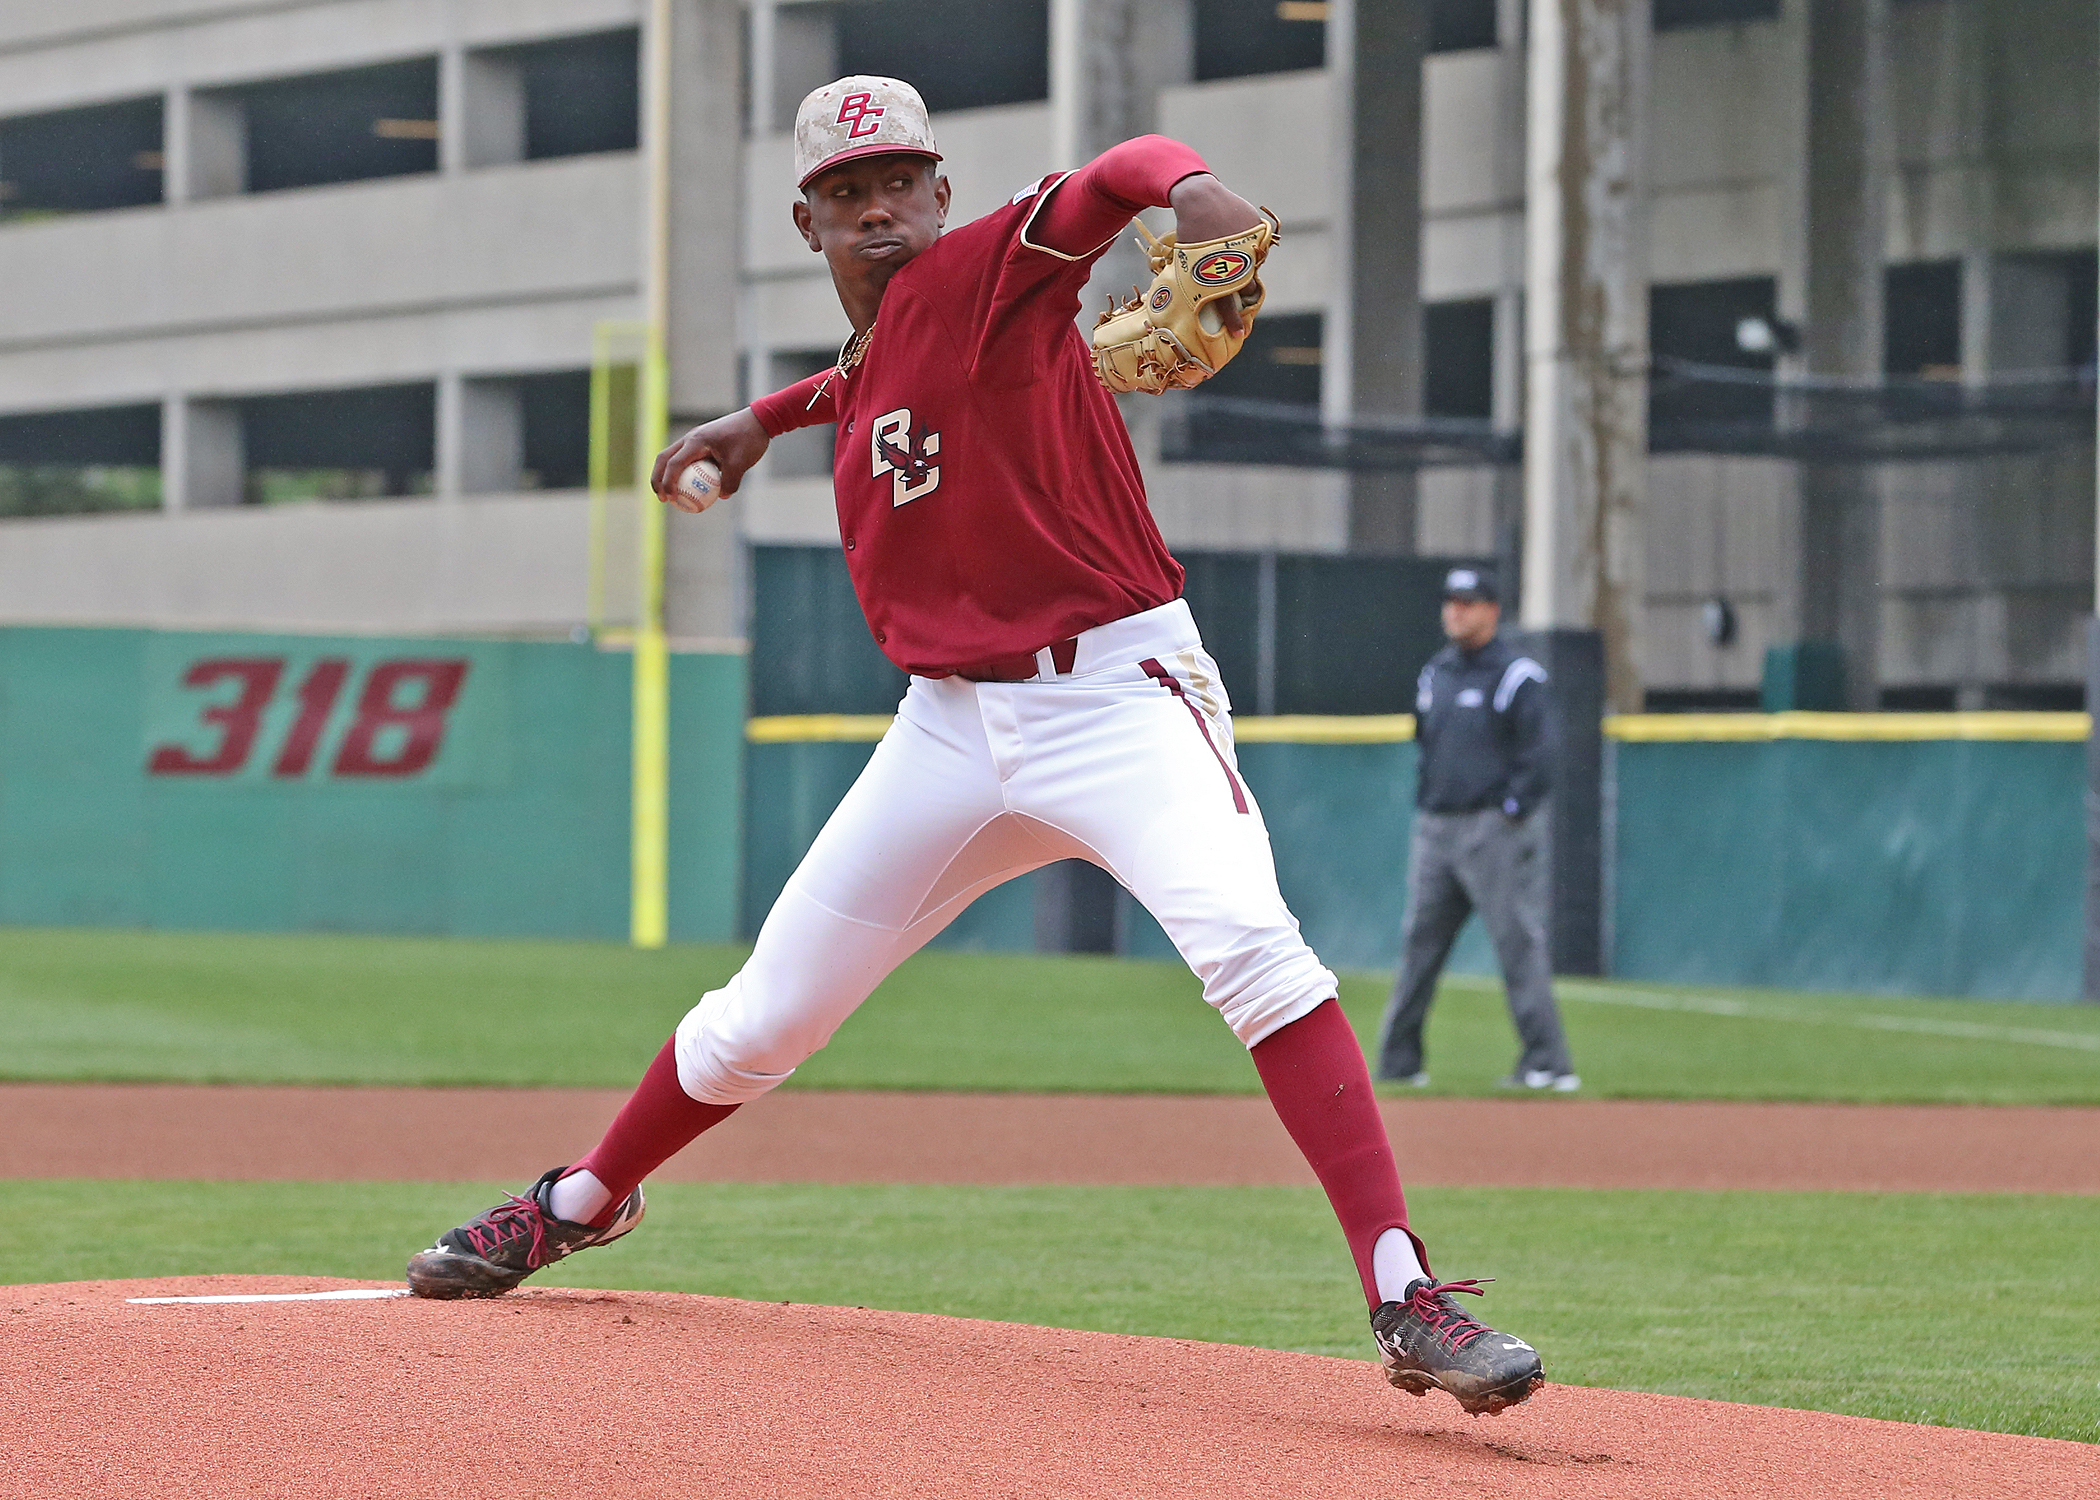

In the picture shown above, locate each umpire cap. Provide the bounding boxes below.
[1441,567,1498,603]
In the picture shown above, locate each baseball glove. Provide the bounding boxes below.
[1090,209,1281,395]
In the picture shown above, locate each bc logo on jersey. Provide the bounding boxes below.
[872,408,942,507]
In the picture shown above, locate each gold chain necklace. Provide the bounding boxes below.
[805,324,875,412]
[838,323,876,376]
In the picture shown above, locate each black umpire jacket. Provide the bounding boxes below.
[1412,634,1555,819]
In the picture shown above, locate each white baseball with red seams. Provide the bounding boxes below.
[677,459,723,512]
[671,599,1339,1105]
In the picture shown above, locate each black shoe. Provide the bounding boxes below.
[1370,1278,1544,1415]
[405,1168,645,1300]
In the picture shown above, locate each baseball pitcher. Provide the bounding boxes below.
[406,76,1544,1417]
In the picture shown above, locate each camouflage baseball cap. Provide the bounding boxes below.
[794,76,942,189]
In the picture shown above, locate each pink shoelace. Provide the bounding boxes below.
[1407,1278,1495,1350]
[459,1193,548,1264]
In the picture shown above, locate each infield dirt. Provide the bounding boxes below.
[4,1083,2097,1192]
[6,1275,2093,1500]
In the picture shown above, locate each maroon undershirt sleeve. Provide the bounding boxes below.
[751,371,840,437]
[1029,133,1213,260]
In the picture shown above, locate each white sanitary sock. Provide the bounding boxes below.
[545,1168,613,1226]
[1372,1227,1428,1303]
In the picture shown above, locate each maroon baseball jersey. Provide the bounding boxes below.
[751,138,1210,677]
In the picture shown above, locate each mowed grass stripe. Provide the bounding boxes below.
[3,926,2099,1103]
[4,1180,2093,1445]
[1553,978,2100,1053]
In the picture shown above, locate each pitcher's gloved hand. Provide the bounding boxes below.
[1090,208,1280,396]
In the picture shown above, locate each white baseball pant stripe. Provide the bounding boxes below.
[674,599,1339,1105]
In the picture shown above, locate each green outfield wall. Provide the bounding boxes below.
[1607,716,2087,1001]
[0,626,2082,1002]
[0,626,744,942]
[741,712,2087,1002]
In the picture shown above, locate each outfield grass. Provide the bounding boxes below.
[4,1178,2092,1444]
[3,926,2097,1102]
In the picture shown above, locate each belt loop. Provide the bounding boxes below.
[1034,647,1056,680]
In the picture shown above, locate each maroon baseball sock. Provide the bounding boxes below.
[564,1036,738,1227]
[1250,998,1427,1308]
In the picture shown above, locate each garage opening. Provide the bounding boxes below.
[0,404,162,516]
[241,383,436,501]
[0,98,164,220]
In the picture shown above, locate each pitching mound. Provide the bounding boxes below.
[5,1277,2089,1499]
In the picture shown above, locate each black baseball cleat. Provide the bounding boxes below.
[1370,1277,1544,1415]
[405,1167,645,1300]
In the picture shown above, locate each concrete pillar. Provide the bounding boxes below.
[161,395,243,511]
[1944,0,1999,383]
[1787,0,1888,711]
[1521,0,1650,714]
[437,375,524,497]
[663,0,747,645]
[766,2,840,134]
[1049,0,1192,305]
[1488,0,1528,439]
[1490,0,1529,597]
[444,47,526,173]
[1050,0,1189,165]
[162,88,192,205]
[1049,0,1192,485]
[1968,255,2079,377]
[1328,0,1426,556]
[171,88,245,201]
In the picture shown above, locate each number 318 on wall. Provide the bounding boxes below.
[147,657,470,779]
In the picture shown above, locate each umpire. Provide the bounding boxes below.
[1374,567,1578,1091]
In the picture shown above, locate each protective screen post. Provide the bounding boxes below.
[630,328,670,950]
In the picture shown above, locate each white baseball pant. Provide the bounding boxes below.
[674,598,1339,1105]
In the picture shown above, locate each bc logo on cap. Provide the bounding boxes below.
[836,92,885,138]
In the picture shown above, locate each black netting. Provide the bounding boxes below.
[1163,362,2096,469]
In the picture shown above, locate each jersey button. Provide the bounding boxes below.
[844,536,855,550]
[875,630,886,643]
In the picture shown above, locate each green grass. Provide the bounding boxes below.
[4,1179,2093,1443]
[3,925,2097,1102]
[4,924,2100,1100]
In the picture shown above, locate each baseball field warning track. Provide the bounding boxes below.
[3,1083,2096,1192]
[5,1276,2091,1500]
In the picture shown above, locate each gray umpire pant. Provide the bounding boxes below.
[1375,805,1573,1079]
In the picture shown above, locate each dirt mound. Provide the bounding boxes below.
[4,1277,2088,1499]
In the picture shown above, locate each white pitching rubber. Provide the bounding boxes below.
[128,1289,412,1304]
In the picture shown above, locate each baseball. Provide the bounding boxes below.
[676,458,724,512]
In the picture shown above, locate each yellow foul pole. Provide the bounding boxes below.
[630,0,675,949]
